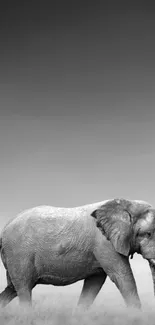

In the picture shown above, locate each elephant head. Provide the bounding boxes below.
[91,198,155,293]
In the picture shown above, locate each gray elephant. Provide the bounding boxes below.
[0,198,155,310]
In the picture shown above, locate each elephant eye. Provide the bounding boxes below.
[145,232,152,238]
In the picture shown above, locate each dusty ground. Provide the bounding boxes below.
[0,254,155,324]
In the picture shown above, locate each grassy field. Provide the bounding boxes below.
[0,255,155,325]
[0,298,155,325]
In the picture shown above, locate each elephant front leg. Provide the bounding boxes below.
[94,242,141,309]
[108,264,141,309]
[77,271,107,309]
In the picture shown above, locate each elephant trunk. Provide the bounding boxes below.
[149,259,155,296]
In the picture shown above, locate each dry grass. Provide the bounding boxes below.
[0,250,155,324]
[0,285,155,325]
[0,293,155,325]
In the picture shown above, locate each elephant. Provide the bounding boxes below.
[0,198,155,310]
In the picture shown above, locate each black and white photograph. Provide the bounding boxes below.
[0,1,155,324]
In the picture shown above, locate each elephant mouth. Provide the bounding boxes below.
[149,258,155,266]
[140,248,155,261]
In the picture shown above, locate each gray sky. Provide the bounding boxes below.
[0,2,155,221]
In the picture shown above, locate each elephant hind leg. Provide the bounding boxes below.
[77,271,107,310]
[0,286,17,307]
[17,287,32,306]
[0,271,17,308]
[8,254,37,308]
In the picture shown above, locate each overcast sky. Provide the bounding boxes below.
[0,1,155,221]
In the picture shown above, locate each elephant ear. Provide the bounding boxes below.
[91,199,133,256]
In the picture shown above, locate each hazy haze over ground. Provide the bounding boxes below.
[0,1,155,323]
